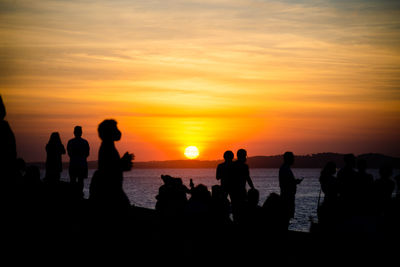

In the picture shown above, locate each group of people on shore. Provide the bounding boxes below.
[1,94,400,264]
[317,154,400,236]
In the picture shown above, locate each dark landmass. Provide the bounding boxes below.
[28,152,400,169]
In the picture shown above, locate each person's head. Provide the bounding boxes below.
[283,151,294,165]
[161,174,173,185]
[237,149,247,162]
[191,184,211,201]
[262,192,283,212]
[322,161,336,176]
[48,132,62,144]
[343,154,356,168]
[248,188,260,206]
[223,150,234,162]
[74,126,82,138]
[98,119,121,142]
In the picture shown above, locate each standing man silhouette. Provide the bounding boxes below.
[230,149,255,223]
[216,150,234,194]
[279,151,303,227]
[67,126,90,198]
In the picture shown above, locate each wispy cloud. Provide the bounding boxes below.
[1,0,400,160]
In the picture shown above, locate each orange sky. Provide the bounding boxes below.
[1,0,400,162]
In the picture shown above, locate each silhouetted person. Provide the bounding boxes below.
[242,188,263,228]
[261,192,287,236]
[44,132,66,184]
[216,150,234,193]
[21,165,44,207]
[67,126,90,198]
[15,157,26,184]
[185,183,212,227]
[210,184,232,225]
[23,165,42,187]
[395,175,400,200]
[155,174,190,219]
[373,163,395,214]
[0,95,17,184]
[318,161,339,232]
[230,149,255,223]
[356,159,374,212]
[279,151,303,226]
[319,161,338,203]
[89,119,133,209]
[336,154,358,210]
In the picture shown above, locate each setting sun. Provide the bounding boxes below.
[184,146,199,159]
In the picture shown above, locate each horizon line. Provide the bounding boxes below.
[25,152,399,164]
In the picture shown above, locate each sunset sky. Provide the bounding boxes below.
[1,0,400,162]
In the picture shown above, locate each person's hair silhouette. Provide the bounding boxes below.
[44,132,65,184]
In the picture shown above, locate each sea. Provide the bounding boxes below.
[52,168,398,232]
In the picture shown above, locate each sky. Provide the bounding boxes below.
[1,0,400,162]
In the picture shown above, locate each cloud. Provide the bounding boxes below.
[1,0,400,160]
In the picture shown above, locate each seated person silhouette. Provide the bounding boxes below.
[155,174,191,219]
[67,126,90,198]
[89,119,134,209]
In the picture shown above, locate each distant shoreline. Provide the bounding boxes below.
[28,153,400,169]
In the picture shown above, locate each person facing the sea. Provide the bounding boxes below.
[336,154,358,212]
[67,126,90,198]
[373,163,395,213]
[0,95,17,184]
[230,148,255,223]
[89,119,134,209]
[318,161,339,232]
[44,132,66,184]
[216,150,234,194]
[279,151,303,226]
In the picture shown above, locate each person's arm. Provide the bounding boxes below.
[120,152,134,171]
[246,165,255,189]
[85,140,90,158]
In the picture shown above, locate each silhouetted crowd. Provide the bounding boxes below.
[1,95,399,265]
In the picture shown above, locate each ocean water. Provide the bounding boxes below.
[53,168,397,232]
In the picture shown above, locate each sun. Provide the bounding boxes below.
[184,146,199,159]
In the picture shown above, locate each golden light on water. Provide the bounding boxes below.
[184,146,199,159]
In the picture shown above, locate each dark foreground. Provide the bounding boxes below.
[3,193,398,266]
